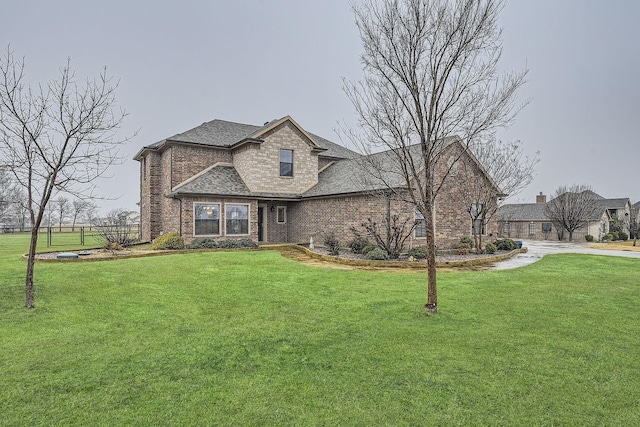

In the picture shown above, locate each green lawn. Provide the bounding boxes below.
[1,233,639,425]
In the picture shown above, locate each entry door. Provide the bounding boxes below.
[258,207,265,242]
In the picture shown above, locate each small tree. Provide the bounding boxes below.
[70,199,90,231]
[0,47,130,308]
[96,208,138,247]
[545,185,601,242]
[344,0,528,314]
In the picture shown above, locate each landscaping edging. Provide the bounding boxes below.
[27,247,261,263]
[286,245,528,269]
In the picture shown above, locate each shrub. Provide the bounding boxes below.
[361,243,378,256]
[585,234,594,242]
[459,236,474,249]
[365,247,388,260]
[105,242,124,251]
[187,238,257,249]
[407,245,427,260]
[324,234,340,256]
[601,234,610,241]
[495,238,518,251]
[151,232,185,250]
[609,232,619,241]
[456,243,470,255]
[485,243,496,254]
[348,236,370,254]
[618,231,628,241]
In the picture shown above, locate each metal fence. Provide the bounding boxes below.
[36,225,141,247]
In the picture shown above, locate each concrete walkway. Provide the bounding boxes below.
[492,240,640,270]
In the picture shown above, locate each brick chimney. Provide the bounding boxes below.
[536,192,546,204]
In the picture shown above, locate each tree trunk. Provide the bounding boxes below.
[425,193,437,315]
[25,228,38,308]
[568,231,573,242]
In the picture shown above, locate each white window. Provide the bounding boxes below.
[194,203,220,236]
[471,203,486,235]
[226,204,249,235]
[276,206,287,224]
[529,222,536,235]
[415,209,426,238]
[502,222,510,234]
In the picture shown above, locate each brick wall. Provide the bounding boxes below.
[233,122,319,193]
[170,145,231,187]
[140,151,163,241]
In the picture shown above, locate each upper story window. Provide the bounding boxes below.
[279,149,293,177]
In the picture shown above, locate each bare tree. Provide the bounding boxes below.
[96,208,139,247]
[71,198,89,231]
[83,202,98,230]
[56,196,70,231]
[0,47,129,308]
[344,0,527,314]
[0,165,16,223]
[630,206,639,246]
[545,185,602,242]
[457,139,538,251]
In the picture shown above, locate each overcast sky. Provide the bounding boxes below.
[3,0,639,212]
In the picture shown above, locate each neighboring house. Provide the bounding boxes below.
[497,191,627,241]
[134,116,501,248]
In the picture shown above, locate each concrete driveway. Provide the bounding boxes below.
[492,240,640,270]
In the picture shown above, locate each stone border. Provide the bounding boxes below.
[26,247,261,263]
[282,244,528,269]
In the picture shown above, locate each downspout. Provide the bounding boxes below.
[178,197,183,236]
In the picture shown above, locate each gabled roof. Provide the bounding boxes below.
[497,203,549,221]
[134,116,360,161]
[598,198,631,210]
[169,164,303,199]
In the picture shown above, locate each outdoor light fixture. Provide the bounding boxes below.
[270,205,275,212]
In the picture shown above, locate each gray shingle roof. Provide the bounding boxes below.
[497,203,549,221]
[170,165,303,199]
[598,198,630,209]
[139,117,360,160]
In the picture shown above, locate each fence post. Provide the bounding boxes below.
[47,227,52,247]
[81,226,85,246]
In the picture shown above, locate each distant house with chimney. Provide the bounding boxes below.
[497,191,633,241]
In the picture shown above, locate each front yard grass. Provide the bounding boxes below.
[1,233,639,425]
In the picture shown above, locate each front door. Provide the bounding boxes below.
[258,206,265,242]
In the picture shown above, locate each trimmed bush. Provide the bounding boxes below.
[495,238,518,251]
[324,234,340,256]
[407,246,427,260]
[348,237,370,254]
[609,232,619,241]
[456,243,470,255]
[361,243,378,256]
[618,231,628,241]
[459,236,474,249]
[365,247,388,260]
[585,234,594,242]
[485,243,496,254]
[151,232,185,250]
[188,238,257,249]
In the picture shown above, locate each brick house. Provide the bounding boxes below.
[497,191,633,241]
[134,116,500,249]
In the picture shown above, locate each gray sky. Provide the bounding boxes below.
[3,0,639,211]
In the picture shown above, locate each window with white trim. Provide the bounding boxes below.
[194,203,220,236]
[276,206,287,224]
[471,203,486,235]
[502,222,510,234]
[226,204,249,235]
[529,222,536,235]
